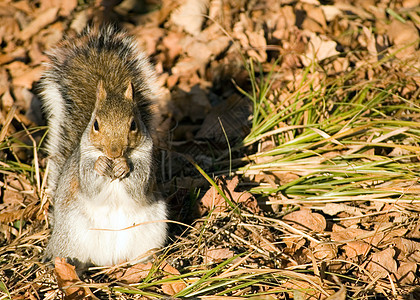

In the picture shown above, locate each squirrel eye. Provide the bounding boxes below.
[93,120,99,131]
[130,120,137,131]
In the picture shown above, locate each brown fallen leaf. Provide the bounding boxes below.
[0,68,9,95]
[171,84,211,122]
[321,202,364,217]
[387,19,419,58]
[171,57,203,76]
[199,176,259,215]
[133,27,165,56]
[301,32,340,66]
[283,235,306,254]
[406,222,420,239]
[1,89,14,109]
[170,0,208,36]
[54,257,98,300]
[331,226,382,247]
[107,260,186,295]
[109,262,153,283]
[395,261,417,285]
[195,94,251,142]
[204,247,234,264]
[272,5,295,40]
[312,242,338,260]
[19,7,59,40]
[0,15,20,52]
[185,39,213,63]
[301,7,325,34]
[161,261,187,296]
[342,241,369,258]
[365,248,397,278]
[282,209,326,233]
[325,285,346,300]
[394,237,420,262]
[58,0,78,17]
[207,36,231,58]
[12,66,44,89]
[162,31,184,62]
[245,29,267,62]
[6,61,30,78]
[361,26,377,61]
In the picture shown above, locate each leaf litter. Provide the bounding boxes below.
[1,0,420,299]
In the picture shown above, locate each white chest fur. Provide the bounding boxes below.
[70,179,167,266]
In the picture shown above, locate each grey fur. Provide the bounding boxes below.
[40,26,167,268]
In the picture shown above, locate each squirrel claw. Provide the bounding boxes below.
[113,157,130,179]
[94,156,114,178]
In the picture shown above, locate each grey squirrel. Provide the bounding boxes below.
[40,26,167,268]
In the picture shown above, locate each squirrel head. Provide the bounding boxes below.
[89,80,146,159]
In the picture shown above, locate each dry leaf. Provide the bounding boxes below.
[365,248,397,278]
[6,61,30,78]
[322,203,364,216]
[321,5,341,21]
[19,7,59,40]
[302,4,327,33]
[331,227,367,241]
[394,238,420,262]
[9,1,32,14]
[29,39,48,65]
[185,39,213,63]
[272,6,295,40]
[406,222,420,239]
[312,242,338,260]
[172,57,202,76]
[195,94,251,142]
[207,36,231,58]
[199,176,259,215]
[283,236,306,253]
[37,22,65,49]
[402,0,420,7]
[1,89,14,109]
[171,0,209,36]
[387,19,419,58]
[162,31,184,62]
[12,66,44,89]
[2,189,25,206]
[161,261,186,296]
[108,260,186,295]
[133,27,165,56]
[54,257,98,300]
[171,84,211,122]
[325,284,346,300]
[282,209,326,233]
[246,29,267,62]
[331,226,383,247]
[361,26,377,61]
[59,0,78,17]
[204,247,234,264]
[70,10,89,34]
[0,16,20,52]
[342,241,369,258]
[0,68,9,95]
[302,32,340,66]
[395,261,417,285]
[109,262,153,283]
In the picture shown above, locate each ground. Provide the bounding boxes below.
[0,0,420,299]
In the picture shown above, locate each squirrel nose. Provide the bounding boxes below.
[108,145,123,159]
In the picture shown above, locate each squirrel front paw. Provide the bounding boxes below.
[112,157,130,180]
[94,155,114,178]
[95,156,130,180]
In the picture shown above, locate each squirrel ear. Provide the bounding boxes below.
[124,81,134,101]
[96,80,107,104]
